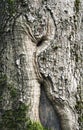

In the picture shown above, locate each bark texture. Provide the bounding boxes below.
[0,0,82,130]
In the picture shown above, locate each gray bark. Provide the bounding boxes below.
[0,0,82,130]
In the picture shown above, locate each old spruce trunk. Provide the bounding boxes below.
[0,0,82,130]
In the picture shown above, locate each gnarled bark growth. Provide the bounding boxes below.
[0,0,82,130]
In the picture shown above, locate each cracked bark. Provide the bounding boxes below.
[0,0,83,130]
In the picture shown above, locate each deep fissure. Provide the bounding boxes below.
[39,84,61,130]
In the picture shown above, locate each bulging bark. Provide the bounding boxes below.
[0,0,82,130]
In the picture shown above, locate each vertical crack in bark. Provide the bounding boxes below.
[0,1,82,130]
[39,83,61,130]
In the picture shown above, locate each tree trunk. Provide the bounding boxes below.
[0,0,82,130]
